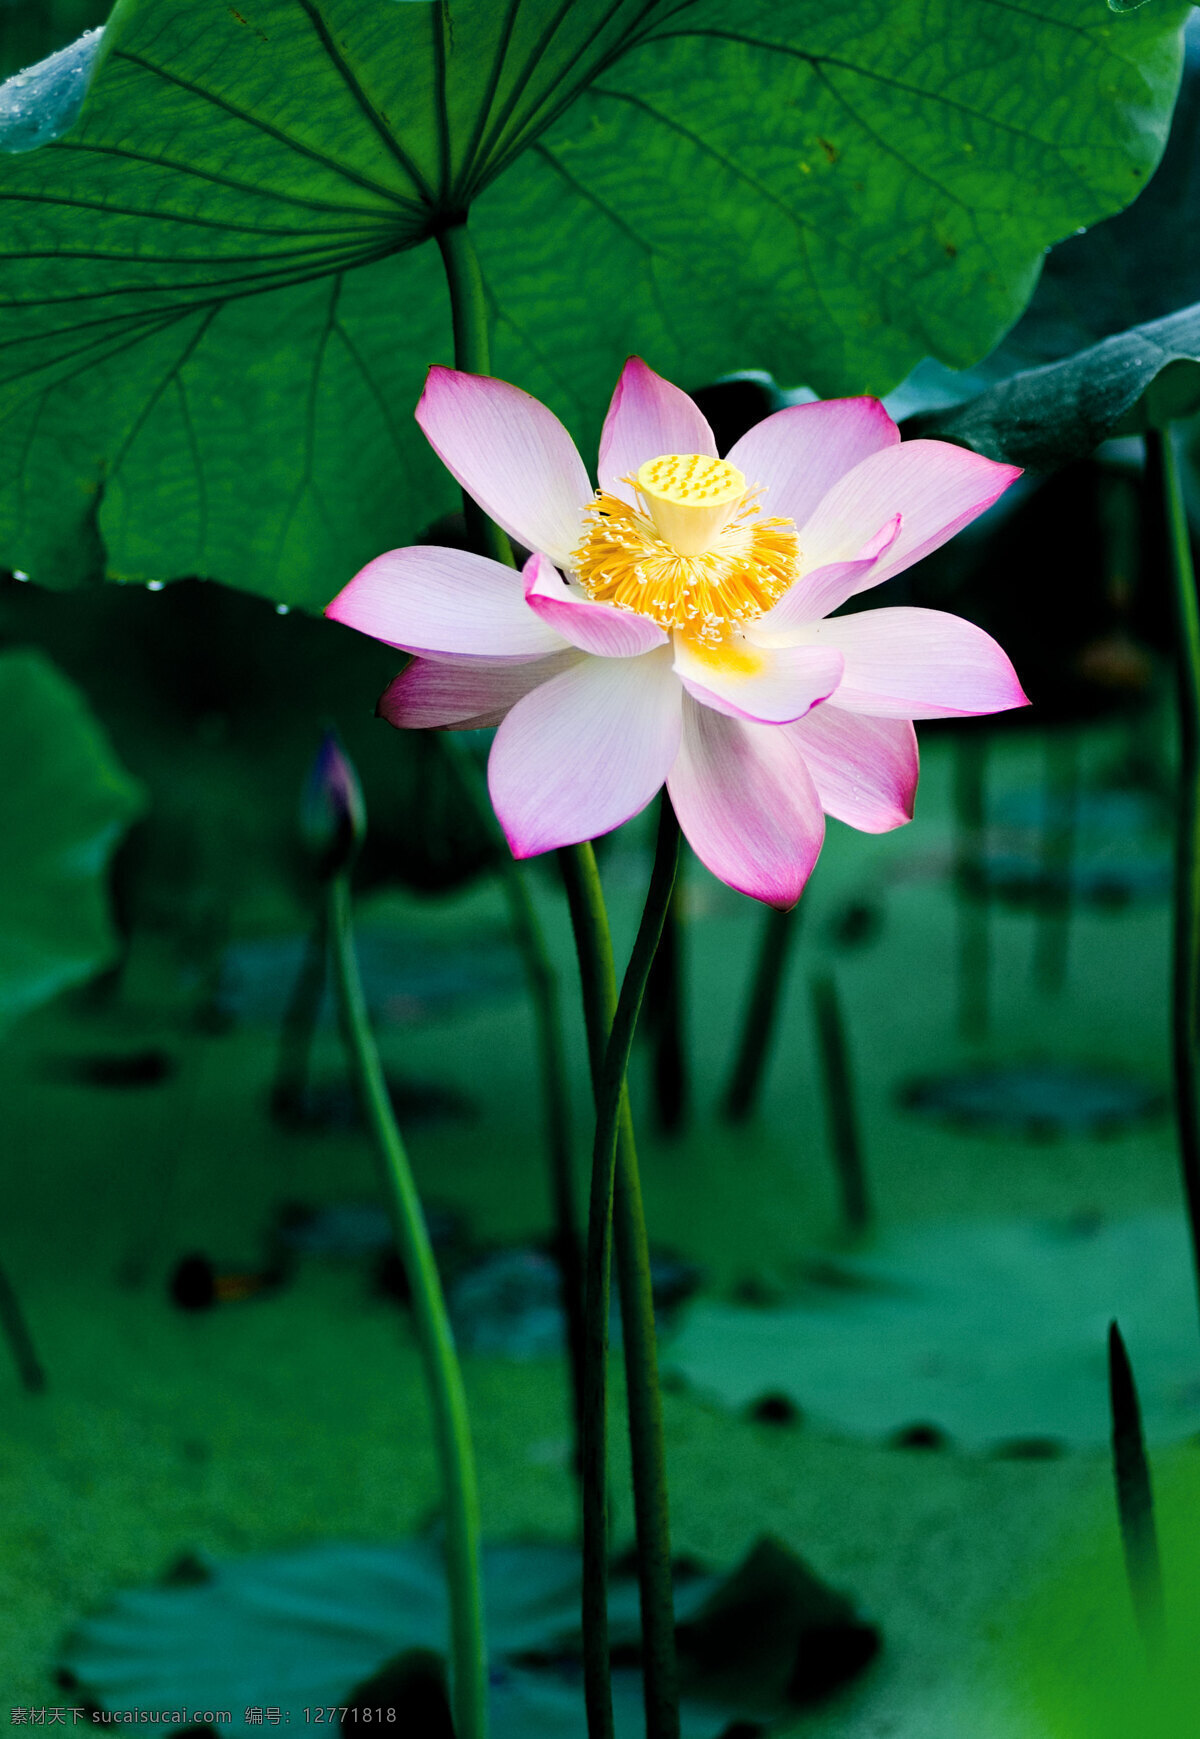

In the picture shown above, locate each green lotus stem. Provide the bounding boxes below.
[269,901,327,1124]
[722,904,800,1122]
[434,207,680,1736]
[1033,729,1079,997]
[327,868,487,1739]
[431,218,587,1483]
[561,807,683,1739]
[1107,1319,1164,1652]
[438,733,588,1489]
[1149,425,1200,1312]
[436,220,513,568]
[645,864,690,1134]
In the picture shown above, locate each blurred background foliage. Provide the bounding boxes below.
[0,648,143,1035]
[0,0,104,82]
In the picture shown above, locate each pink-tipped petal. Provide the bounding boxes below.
[673,635,843,724]
[797,440,1021,603]
[759,515,903,630]
[488,648,681,857]
[667,699,825,909]
[524,551,669,657]
[416,367,592,566]
[598,357,717,506]
[326,545,565,662]
[379,649,581,731]
[797,607,1030,719]
[786,708,918,832]
[726,398,900,529]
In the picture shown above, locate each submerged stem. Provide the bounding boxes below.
[327,870,487,1739]
[722,903,800,1122]
[810,970,870,1234]
[1107,1319,1164,1652]
[0,1255,45,1393]
[1148,426,1200,1315]
[269,900,328,1125]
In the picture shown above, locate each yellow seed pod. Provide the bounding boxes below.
[636,453,747,555]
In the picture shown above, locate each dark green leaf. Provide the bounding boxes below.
[915,302,1200,468]
[0,648,144,1033]
[0,0,1189,607]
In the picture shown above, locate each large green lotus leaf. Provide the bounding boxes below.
[0,0,1188,607]
[885,19,1200,427]
[0,648,144,1033]
[664,1214,1200,1451]
[1000,24,1200,369]
[900,24,1200,464]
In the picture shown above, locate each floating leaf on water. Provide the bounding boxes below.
[900,1065,1166,1139]
[217,928,520,1028]
[449,1246,702,1358]
[60,1536,877,1734]
[665,1216,1200,1450]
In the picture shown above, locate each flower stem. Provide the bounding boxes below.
[435,219,514,568]
[645,865,690,1134]
[326,868,487,1739]
[439,733,588,1491]
[1149,425,1200,1316]
[269,901,327,1126]
[428,221,588,1490]
[561,804,683,1739]
[722,904,800,1122]
[433,204,679,1732]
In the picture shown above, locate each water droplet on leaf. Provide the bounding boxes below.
[0,28,104,155]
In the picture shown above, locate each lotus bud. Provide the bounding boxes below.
[301,729,366,876]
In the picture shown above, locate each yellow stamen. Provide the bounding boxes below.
[636,452,747,555]
[572,454,800,644]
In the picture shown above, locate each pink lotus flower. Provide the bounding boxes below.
[326,359,1026,907]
